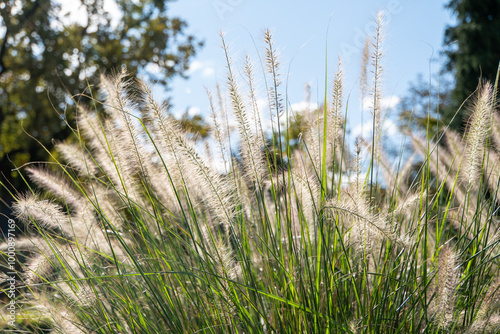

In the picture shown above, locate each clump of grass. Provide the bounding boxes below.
[2,15,500,334]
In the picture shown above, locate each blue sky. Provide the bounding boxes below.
[166,0,455,137]
[57,0,455,137]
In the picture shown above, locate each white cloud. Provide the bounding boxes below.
[362,95,401,111]
[188,60,215,78]
[290,101,319,112]
[256,98,268,112]
[202,67,215,78]
[187,106,201,116]
[188,61,204,74]
[352,118,399,141]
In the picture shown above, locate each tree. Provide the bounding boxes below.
[179,110,211,142]
[443,0,500,130]
[398,73,454,137]
[0,0,202,201]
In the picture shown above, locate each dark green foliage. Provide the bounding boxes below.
[398,73,454,136]
[400,1,500,135]
[0,0,202,199]
[443,0,500,130]
[179,110,211,141]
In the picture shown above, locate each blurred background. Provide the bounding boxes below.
[0,0,498,232]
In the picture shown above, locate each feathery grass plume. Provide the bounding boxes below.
[137,151,183,218]
[408,86,497,236]
[138,83,196,199]
[99,73,157,219]
[0,236,47,255]
[331,139,409,255]
[55,142,98,176]
[381,152,404,195]
[204,130,214,168]
[462,82,494,189]
[264,29,283,121]
[207,88,230,173]
[305,82,311,109]
[29,295,86,334]
[192,224,241,320]
[369,11,385,196]
[483,147,500,203]
[23,253,54,285]
[89,182,124,227]
[289,171,320,240]
[101,115,148,210]
[11,187,124,292]
[52,310,86,334]
[100,70,148,175]
[427,132,460,175]
[389,190,422,246]
[140,79,236,231]
[295,83,322,172]
[475,277,500,319]
[53,266,96,308]
[360,35,370,105]
[76,95,144,211]
[21,235,94,288]
[216,82,233,146]
[268,168,320,246]
[491,112,500,150]
[411,134,469,209]
[26,167,83,210]
[370,11,384,125]
[352,138,365,201]
[392,191,422,219]
[244,54,266,145]
[233,165,254,220]
[13,194,73,237]
[0,298,61,332]
[331,188,374,255]
[443,130,466,184]
[0,236,53,285]
[359,35,370,139]
[303,114,322,172]
[431,245,461,329]
[76,105,125,190]
[328,64,352,172]
[331,139,378,253]
[465,314,500,334]
[221,32,266,186]
[329,57,344,162]
[72,202,127,262]
[445,130,465,162]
